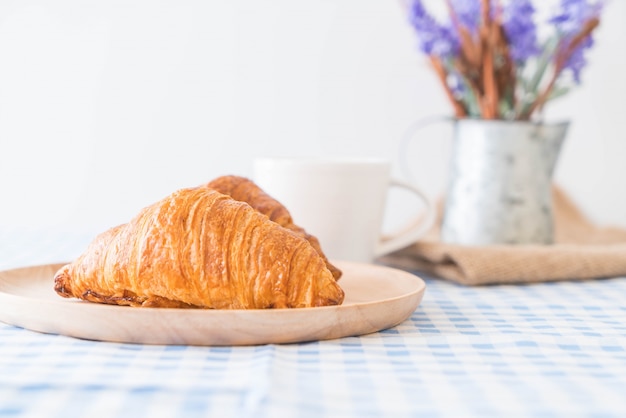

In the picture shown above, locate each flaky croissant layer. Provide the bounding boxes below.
[207,175,342,280]
[54,187,344,309]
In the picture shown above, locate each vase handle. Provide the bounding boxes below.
[398,115,454,184]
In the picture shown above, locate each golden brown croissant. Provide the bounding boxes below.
[206,175,342,280]
[54,187,344,309]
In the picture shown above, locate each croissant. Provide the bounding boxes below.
[54,187,344,309]
[206,175,342,280]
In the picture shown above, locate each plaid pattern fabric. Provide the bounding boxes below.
[1,228,626,417]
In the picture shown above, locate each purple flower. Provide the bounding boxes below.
[409,0,458,57]
[403,0,604,119]
[502,0,540,63]
[447,71,466,97]
[448,0,482,35]
[550,0,603,83]
[560,36,594,83]
[550,0,603,34]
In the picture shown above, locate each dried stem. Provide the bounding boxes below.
[430,56,467,118]
[416,0,600,120]
[446,0,482,68]
[480,0,498,119]
[521,17,600,119]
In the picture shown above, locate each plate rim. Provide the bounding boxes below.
[0,261,426,345]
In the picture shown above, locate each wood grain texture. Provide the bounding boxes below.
[0,261,425,346]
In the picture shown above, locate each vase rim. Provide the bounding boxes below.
[453,118,570,128]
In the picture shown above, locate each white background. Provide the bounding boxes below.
[0,0,624,235]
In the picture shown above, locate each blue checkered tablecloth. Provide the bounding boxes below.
[1,227,626,417]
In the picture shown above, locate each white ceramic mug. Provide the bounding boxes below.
[253,157,434,263]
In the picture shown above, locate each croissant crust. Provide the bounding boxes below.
[206,175,342,280]
[54,187,344,309]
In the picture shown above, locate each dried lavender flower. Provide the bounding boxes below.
[550,0,603,34]
[550,0,604,83]
[448,0,482,35]
[502,0,540,63]
[409,0,458,57]
[405,0,604,120]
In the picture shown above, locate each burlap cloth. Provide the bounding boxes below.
[380,187,626,285]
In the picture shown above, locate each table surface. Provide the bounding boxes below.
[1,227,626,418]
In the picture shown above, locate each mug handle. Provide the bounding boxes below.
[374,178,436,258]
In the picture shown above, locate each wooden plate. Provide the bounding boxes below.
[0,261,425,346]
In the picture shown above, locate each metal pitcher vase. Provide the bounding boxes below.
[441,119,569,246]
